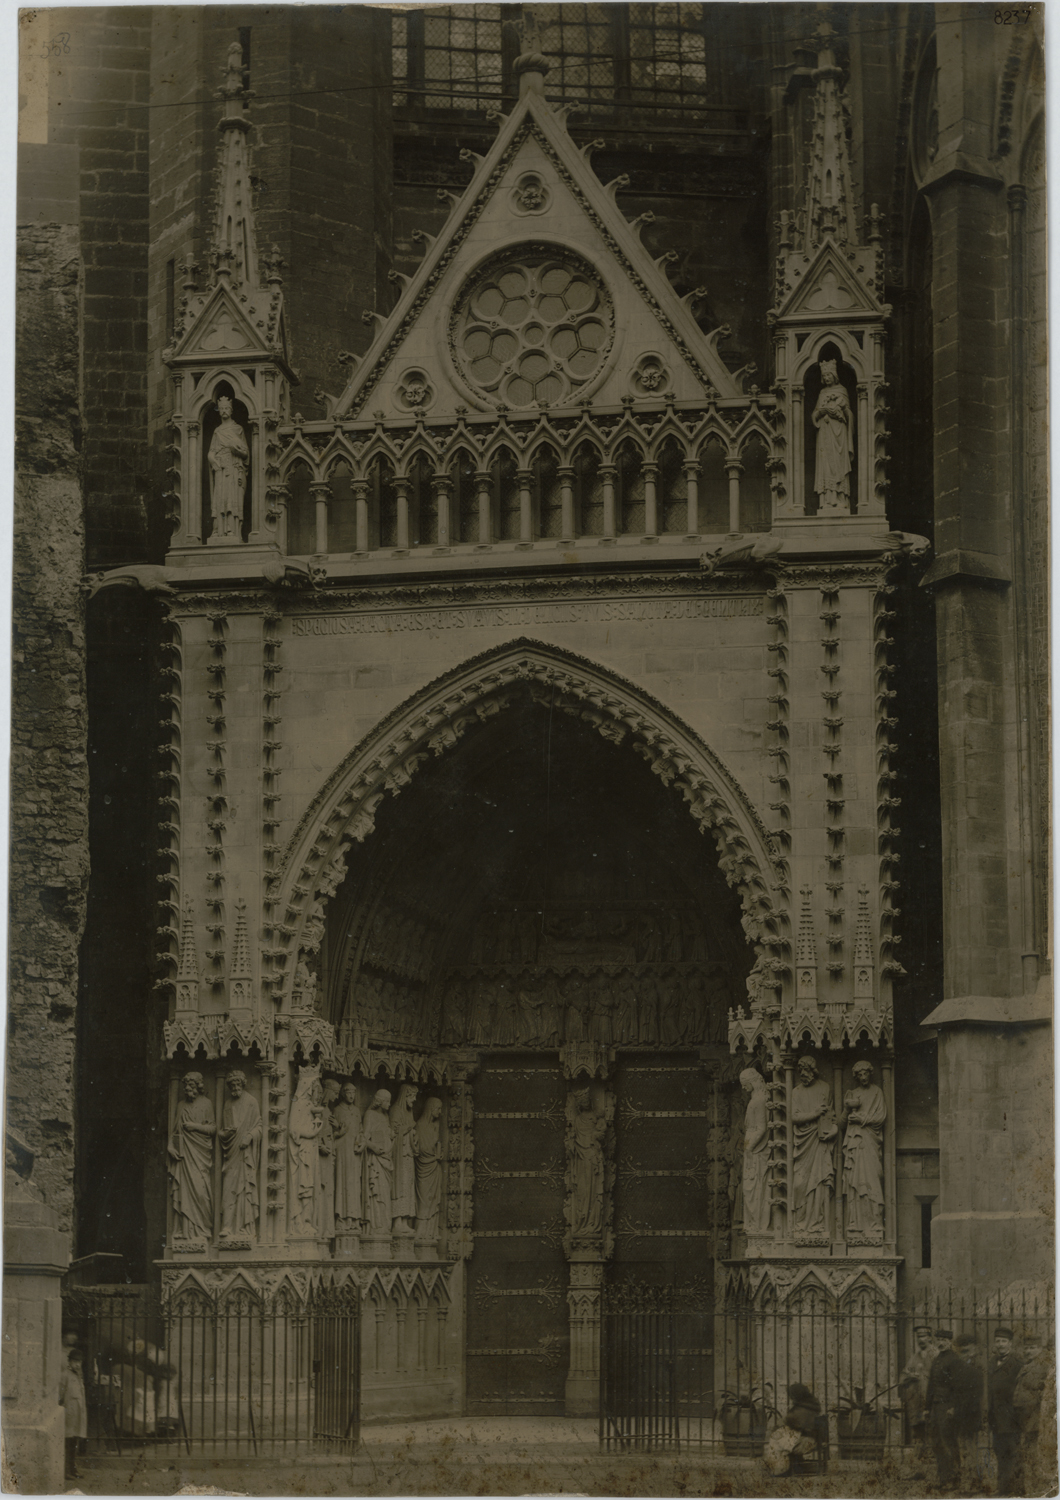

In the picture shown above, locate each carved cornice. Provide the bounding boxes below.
[159,1260,454,1313]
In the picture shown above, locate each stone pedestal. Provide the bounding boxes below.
[2,1193,70,1495]
[565,1256,603,1416]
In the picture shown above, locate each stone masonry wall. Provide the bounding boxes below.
[11,224,88,1232]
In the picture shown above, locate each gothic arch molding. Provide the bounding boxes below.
[267,639,782,1011]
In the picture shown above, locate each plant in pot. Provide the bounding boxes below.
[836,1383,899,1459]
[715,1382,777,1456]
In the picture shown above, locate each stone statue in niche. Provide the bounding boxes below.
[363,1089,394,1239]
[287,1068,325,1238]
[739,1068,771,1236]
[207,396,249,542]
[168,1072,216,1241]
[570,1089,607,1237]
[219,1069,261,1240]
[332,1083,364,1233]
[790,1055,836,1237]
[314,1079,341,1240]
[840,1061,886,1237]
[812,359,854,513]
[389,1083,418,1236]
[413,1097,444,1245]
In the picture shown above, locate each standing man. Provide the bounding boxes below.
[1012,1334,1054,1495]
[926,1330,981,1492]
[899,1323,937,1464]
[987,1327,1024,1496]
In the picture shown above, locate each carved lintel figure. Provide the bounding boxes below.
[739,1068,771,1236]
[389,1083,417,1235]
[287,1068,324,1238]
[207,397,249,543]
[168,1072,216,1241]
[412,1097,444,1245]
[315,1079,341,1241]
[570,1089,607,1237]
[812,359,854,513]
[839,1061,886,1236]
[332,1083,365,1232]
[363,1089,394,1238]
[790,1055,836,1237]
[219,1070,261,1240]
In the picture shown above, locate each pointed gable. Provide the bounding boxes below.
[334,90,742,422]
[774,236,884,324]
[168,278,287,367]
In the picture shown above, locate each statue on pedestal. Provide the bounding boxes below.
[739,1068,771,1236]
[219,1070,261,1239]
[363,1089,394,1239]
[812,359,854,513]
[315,1079,341,1240]
[168,1072,215,1241]
[207,396,249,542]
[790,1055,836,1237]
[332,1083,364,1233]
[840,1061,886,1236]
[413,1097,444,1244]
[389,1083,418,1235]
[287,1068,324,1238]
[570,1090,606,1237]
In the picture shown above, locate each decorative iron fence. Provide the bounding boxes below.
[63,1282,361,1456]
[599,1284,1054,1463]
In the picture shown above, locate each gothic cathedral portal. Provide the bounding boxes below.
[321,691,747,1415]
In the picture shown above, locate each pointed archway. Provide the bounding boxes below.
[272,638,781,1013]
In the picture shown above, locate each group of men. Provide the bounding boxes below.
[899,1323,1055,1496]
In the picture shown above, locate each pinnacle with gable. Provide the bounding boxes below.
[210,39,259,289]
[176,902,200,982]
[230,898,252,981]
[802,24,856,251]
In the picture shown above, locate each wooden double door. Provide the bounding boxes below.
[465,1052,726,1416]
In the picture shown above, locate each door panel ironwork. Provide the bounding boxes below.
[466,1057,568,1414]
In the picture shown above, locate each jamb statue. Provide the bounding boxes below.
[219,1069,261,1239]
[168,1071,216,1241]
[739,1067,771,1236]
[839,1060,886,1235]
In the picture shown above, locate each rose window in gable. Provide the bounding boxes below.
[451,247,614,408]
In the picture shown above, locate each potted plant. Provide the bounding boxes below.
[715,1383,777,1456]
[836,1384,898,1459]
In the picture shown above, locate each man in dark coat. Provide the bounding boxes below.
[987,1327,1024,1496]
[926,1331,982,1492]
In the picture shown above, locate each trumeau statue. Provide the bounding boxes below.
[332,1083,364,1232]
[812,359,854,512]
[389,1083,418,1236]
[413,1097,444,1244]
[363,1089,394,1238]
[570,1089,606,1237]
[219,1070,261,1239]
[207,396,249,542]
[739,1068,771,1236]
[287,1067,325,1238]
[840,1061,886,1236]
[790,1055,836,1237]
[168,1072,216,1241]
